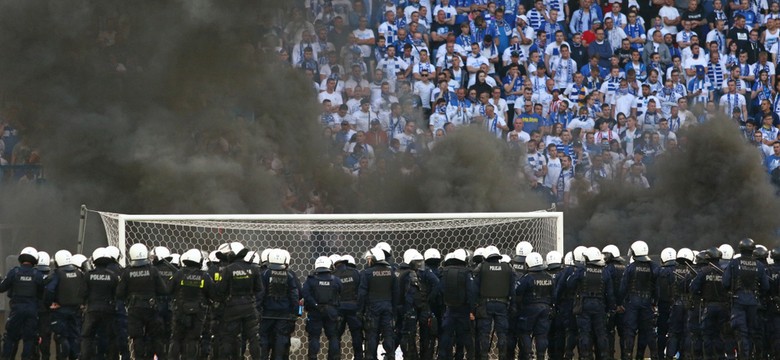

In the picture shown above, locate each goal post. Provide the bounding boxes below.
[90,211,564,267]
[88,209,563,359]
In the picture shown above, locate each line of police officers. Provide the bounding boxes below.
[0,237,776,360]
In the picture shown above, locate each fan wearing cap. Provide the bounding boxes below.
[302,256,343,360]
[687,64,713,106]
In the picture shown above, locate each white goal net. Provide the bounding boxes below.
[90,210,563,359]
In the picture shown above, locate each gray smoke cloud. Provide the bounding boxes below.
[0,0,775,257]
[568,118,780,252]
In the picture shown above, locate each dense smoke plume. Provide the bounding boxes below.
[568,118,780,251]
[0,0,775,255]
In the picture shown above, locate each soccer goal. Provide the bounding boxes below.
[87,210,563,359]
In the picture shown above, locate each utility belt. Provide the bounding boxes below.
[127,295,156,309]
[227,294,255,306]
[481,297,508,304]
[173,299,207,314]
[628,292,653,299]
[580,292,604,299]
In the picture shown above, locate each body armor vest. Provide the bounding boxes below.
[701,266,727,303]
[479,262,512,300]
[734,258,759,292]
[268,269,289,298]
[367,265,393,301]
[177,268,208,307]
[12,267,38,298]
[657,266,675,302]
[443,266,469,307]
[314,275,337,305]
[126,265,157,299]
[55,267,85,307]
[580,265,605,298]
[526,271,554,304]
[629,262,654,297]
[334,267,359,302]
[86,267,117,309]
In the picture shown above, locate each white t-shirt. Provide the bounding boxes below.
[659,6,680,35]
[413,81,435,109]
[318,91,344,107]
[352,28,375,57]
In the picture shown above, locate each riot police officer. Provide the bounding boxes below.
[515,252,555,360]
[203,249,223,360]
[722,238,770,359]
[474,245,516,360]
[545,251,566,360]
[567,247,614,360]
[104,245,131,360]
[80,247,120,360]
[656,247,677,358]
[333,255,363,360]
[602,244,626,360]
[0,247,44,360]
[151,246,177,355]
[436,249,476,360]
[507,241,532,360]
[302,256,342,360]
[169,249,215,360]
[690,247,730,360]
[116,243,168,360]
[663,248,695,360]
[620,240,660,360]
[215,243,263,360]
[767,248,780,356]
[45,250,86,360]
[259,248,299,360]
[35,251,53,360]
[398,249,439,360]
[358,247,398,360]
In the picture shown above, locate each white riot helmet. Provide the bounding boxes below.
[280,249,291,266]
[525,252,545,270]
[500,254,511,263]
[677,248,694,263]
[314,256,333,273]
[375,242,392,258]
[218,242,247,262]
[244,250,259,264]
[443,252,454,264]
[584,247,604,264]
[660,247,677,263]
[342,254,357,267]
[105,246,121,262]
[128,243,150,266]
[403,249,424,265]
[181,248,203,267]
[630,240,650,261]
[423,249,441,264]
[473,247,486,262]
[452,249,468,263]
[151,246,172,262]
[37,251,51,272]
[208,250,220,264]
[54,250,73,267]
[170,253,181,267]
[329,254,342,265]
[719,244,734,260]
[484,245,501,260]
[268,249,287,270]
[546,251,563,267]
[515,241,533,257]
[19,247,39,264]
[602,245,621,262]
[91,248,110,265]
[564,251,574,266]
[573,246,587,263]
[365,247,386,263]
[72,254,88,270]
[260,248,273,264]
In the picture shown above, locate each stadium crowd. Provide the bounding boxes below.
[270,0,780,209]
[0,238,777,360]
